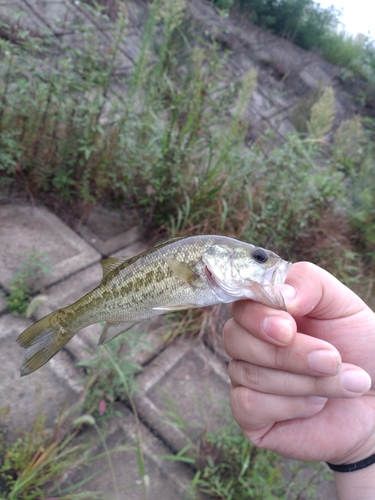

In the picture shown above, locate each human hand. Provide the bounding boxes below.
[223,262,375,465]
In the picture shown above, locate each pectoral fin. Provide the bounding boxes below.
[153,303,197,312]
[163,256,198,287]
[98,321,138,345]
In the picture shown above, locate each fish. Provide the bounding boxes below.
[16,235,291,376]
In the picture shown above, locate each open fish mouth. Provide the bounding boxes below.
[204,259,292,310]
[264,260,292,287]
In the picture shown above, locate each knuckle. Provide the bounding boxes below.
[228,360,261,388]
[273,345,292,370]
[222,319,237,356]
[231,385,256,419]
[313,376,323,395]
[283,374,296,395]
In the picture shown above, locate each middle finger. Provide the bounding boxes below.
[223,318,341,376]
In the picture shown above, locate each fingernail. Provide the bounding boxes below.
[341,370,372,393]
[307,350,340,375]
[281,284,296,304]
[262,316,293,345]
[310,396,328,406]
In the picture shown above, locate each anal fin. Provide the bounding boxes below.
[98,321,138,345]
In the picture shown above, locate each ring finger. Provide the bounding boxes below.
[229,360,372,398]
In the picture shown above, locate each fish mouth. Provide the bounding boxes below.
[204,259,292,310]
[265,260,292,287]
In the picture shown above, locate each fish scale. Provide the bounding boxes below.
[16,235,291,376]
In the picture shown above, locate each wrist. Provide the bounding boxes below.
[333,465,375,500]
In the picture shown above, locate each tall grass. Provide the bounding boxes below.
[0,1,239,225]
[0,0,374,280]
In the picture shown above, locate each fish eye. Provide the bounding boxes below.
[252,248,269,264]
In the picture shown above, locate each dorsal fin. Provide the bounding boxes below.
[154,236,184,247]
[100,257,129,279]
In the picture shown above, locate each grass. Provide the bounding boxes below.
[0,339,142,500]
[4,249,50,317]
[161,404,330,500]
[78,329,150,499]
[77,327,146,420]
[2,0,372,283]
[0,406,98,499]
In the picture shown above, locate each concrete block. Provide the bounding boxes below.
[0,314,83,434]
[299,64,332,90]
[281,458,339,500]
[0,0,76,37]
[34,264,103,319]
[63,405,208,499]
[0,203,101,290]
[110,240,149,259]
[77,205,144,256]
[134,339,230,454]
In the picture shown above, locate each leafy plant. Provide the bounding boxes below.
[77,326,147,420]
[346,133,375,264]
[321,31,366,69]
[0,0,360,279]
[332,115,366,174]
[5,249,50,316]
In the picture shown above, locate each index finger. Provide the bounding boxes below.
[284,262,375,373]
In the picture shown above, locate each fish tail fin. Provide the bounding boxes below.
[16,310,75,376]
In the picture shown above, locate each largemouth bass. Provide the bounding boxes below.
[16,235,291,376]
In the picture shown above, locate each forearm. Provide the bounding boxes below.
[334,467,375,500]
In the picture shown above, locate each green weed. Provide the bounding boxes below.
[0,408,96,499]
[306,86,335,141]
[321,31,366,70]
[162,405,326,500]
[5,249,50,317]
[346,137,375,264]
[0,388,134,500]
[77,327,146,420]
